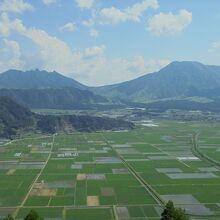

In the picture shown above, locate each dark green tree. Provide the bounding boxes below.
[2,215,14,220]
[173,208,189,220]
[161,200,189,220]
[24,210,43,220]
[161,200,175,220]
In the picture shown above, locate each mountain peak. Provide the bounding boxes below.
[156,61,213,77]
[161,61,204,71]
[6,69,58,75]
[0,69,86,90]
[92,61,220,102]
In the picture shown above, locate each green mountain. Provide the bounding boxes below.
[0,97,35,137]
[92,61,220,103]
[0,87,108,110]
[0,69,116,110]
[0,97,133,138]
[0,69,86,90]
[2,61,220,112]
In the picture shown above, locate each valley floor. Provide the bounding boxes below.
[0,121,220,220]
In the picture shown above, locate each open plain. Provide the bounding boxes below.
[1,121,220,220]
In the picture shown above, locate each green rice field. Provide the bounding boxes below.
[1,120,220,220]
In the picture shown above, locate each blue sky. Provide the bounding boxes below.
[0,0,220,86]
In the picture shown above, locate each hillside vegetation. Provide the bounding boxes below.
[0,88,108,110]
[0,97,134,138]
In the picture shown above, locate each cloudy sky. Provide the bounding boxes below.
[0,0,220,86]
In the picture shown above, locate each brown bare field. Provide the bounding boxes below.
[6,169,16,175]
[87,196,100,206]
[31,188,57,196]
[77,173,86,180]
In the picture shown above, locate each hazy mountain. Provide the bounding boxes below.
[92,61,220,102]
[2,62,220,111]
[0,88,108,110]
[0,69,116,110]
[0,69,86,90]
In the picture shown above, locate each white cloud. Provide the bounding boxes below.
[23,28,82,73]
[76,56,170,86]
[99,0,158,24]
[0,12,26,37]
[99,7,127,24]
[59,22,77,32]
[158,59,171,67]
[0,15,82,74]
[209,41,220,52]
[89,28,99,38]
[42,0,57,5]
[0,39,24,71]
[124,0,159,21]
[132,56,170,74]
[82,18,94,27]
[84,45,105,57]
[0,0,33,14]
[75,0,94,9]
[0,14,170,86]
[147,9,192,37]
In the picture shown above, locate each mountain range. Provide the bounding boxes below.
[92,61,220,102]
[1,61,220,111]
[0,69,111,109]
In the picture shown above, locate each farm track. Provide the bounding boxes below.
[192,133,220,169]
[0,203,161,210]
[101,133,165,206]
[1,135,55,147]
[13,134,56,217]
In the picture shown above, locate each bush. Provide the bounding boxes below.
[24,210,43,220]
[161,201,189,220]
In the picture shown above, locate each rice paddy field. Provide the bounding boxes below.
[1,120,220,220]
